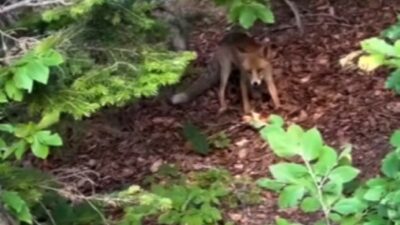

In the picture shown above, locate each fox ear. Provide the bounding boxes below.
[235,46,249,59]
[257,45,268,57]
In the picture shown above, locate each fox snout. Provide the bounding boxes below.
[251,79,262,86]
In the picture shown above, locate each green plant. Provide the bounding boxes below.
[209,131,231,149]
[350,16,400,93]
[213,0,274,29]
[183,124,232,155]
[0,0,196,223]
[250,114,400,225]
[254,115,362,225]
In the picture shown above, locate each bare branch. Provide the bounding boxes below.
[0,0,73,14]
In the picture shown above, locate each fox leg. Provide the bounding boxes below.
[264,64,281,108]
[218,59,231,113]
[240,73,252,114]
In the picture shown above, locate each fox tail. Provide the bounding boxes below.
[170,59,219,104]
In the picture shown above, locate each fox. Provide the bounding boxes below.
[170,31,280,114]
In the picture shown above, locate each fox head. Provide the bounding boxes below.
[236,45,272,86]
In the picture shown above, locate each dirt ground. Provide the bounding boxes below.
[40,0,400,224]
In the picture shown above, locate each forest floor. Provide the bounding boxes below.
[40,0,400,224]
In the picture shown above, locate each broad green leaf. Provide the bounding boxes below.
[35,130,63,146]
[1,191,32,224]
[313,146,338,176]
[381,152,400,178]
[390,130,400,148]
[275,217,297,225]
[332,198,365,215]
[31,137,50,159]
[182,123,210,155]
[13,140,27,160]
[41,49,64,66]
[323,180,343,197]
[262,126,297,158]
[228,1,244,22]
[300,196,320,212]
[268,114,284,127]
[329,213,342,222]
[256,178,286,191]
[0,90,7,103]
[339,214,364,225]
[13,66,34,92]
[269,163,308,183]
[181,214,204,225]
[287,124,303,143]
[360,37,397,56]
[14,123,36,138]
[278,184,305,208]
[5,80,23,101]
[358,54,385,72]
[328,166,359,184]
[0,124,15,133]
[37,111,61,129]
[382,20,400,41]
[300,128,323,161]
[366,177,388,187]
[363,186,386,201]
[253,2,275,23]
[386,69,400,94]
[239,5,257,29]
[26,60,50,84]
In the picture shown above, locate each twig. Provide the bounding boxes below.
[282,0,304,35]
[39,202,57,225]
[0,0,72,14]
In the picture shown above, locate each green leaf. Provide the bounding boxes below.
[323,180,343,197]
[0,124,15,133]
[5,80,23,101]
[313,146,338,176]
[382,20,400,41]
[332,198,365,215]
[270,163,308,183]
[261,126,297,158]
[256,178,286,191]
[1,191,32,224]
[300,128,323,161]
[360,37,397,56]
[328,166,359,184]
[275,217,297,225]
[363,186,386,201]
[0,90,7,103]
[358,54,385,72]
[37,111,61,129]
[35,130,63,146]
[390,130,400,148]
[13,65,34,92]
[182,123,210,155]
[386,69,400,94]
[381,152,400,178]
[239,5,257,29]
[26,60,50,84]
[41,49,64,66]
[300,197,320,212]
[253,2,275,23]
[13,140,28,160]
[278,184,305,208]
[31,137,50,159]
[268,114,284,127]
